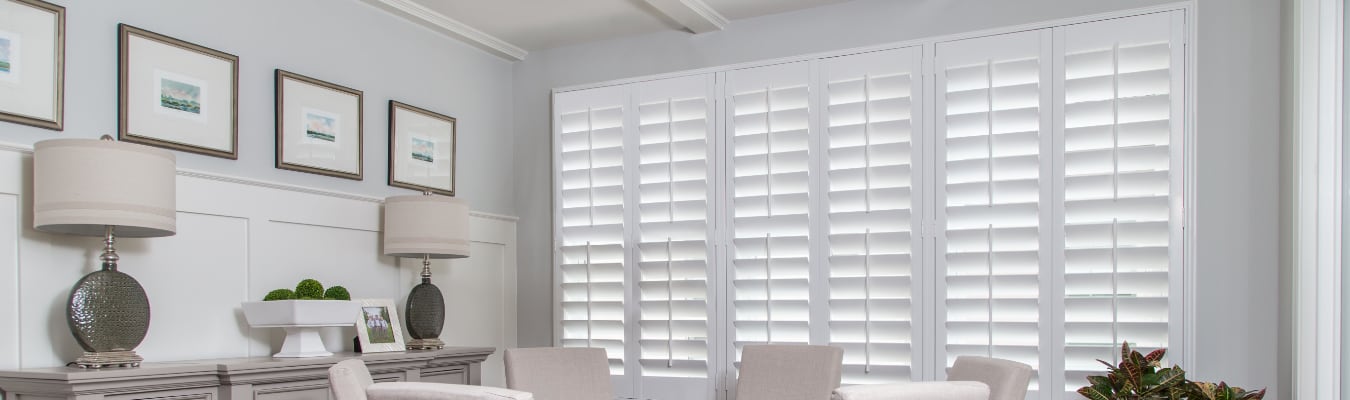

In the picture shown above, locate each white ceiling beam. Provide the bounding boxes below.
[642,0,729,34]
[362,0,528,61]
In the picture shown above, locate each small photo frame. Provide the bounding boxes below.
[388,101,456,196]
[276,69,363,180]
[0,0,64,130]
[355,299,405,353]
[119,24,238,158]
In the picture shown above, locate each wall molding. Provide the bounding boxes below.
[360,0,528,61]
[642,0,729,34]
[0,141,519,223]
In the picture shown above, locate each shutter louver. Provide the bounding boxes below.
[634,75,715,388]
[936,30,1050,395]
[822,48,923,384]
[556,88,629,375]
[1058,12,1181,395]
[727,62,814,360]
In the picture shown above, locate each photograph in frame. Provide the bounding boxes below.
[119,23,238,159]
[354,298,405,353]
[0,0,63,130]
[388,100,456,196]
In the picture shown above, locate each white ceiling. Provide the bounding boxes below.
[404,0,853,52]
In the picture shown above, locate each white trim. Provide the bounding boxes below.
[1292,0,1345,397]
[642,0,729,34]
[0,140,519,222]
[553,3,1193,94]
[360,0,529,61]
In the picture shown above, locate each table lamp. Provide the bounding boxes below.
[383,193,469,350]
[33,136,176,368]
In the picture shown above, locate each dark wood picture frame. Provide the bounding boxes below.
[387,100,457,197]
[118,23,239,159]
[274,69,364,180]
[0,0,65,130]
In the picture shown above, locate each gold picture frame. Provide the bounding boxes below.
[388,100,456,196]
[118,24,239,159]
[0,0,65,130]
[275,69,364,180]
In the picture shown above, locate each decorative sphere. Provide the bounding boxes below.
[295,279,324,299]
[263,289,296,301]
[324,286,351,300]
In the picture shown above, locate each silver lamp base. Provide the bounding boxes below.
[73,351,143,369]
[407,338,445,350]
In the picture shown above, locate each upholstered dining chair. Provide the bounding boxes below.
[829,356,1030,400]
[735,344,845,400]
[328,359,533,400]
[504,347,613,400]
[946,356,1033,400]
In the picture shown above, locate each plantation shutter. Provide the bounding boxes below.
[821,48,925,384]
[935,29,1052,397]
[554,86,631,390]
[725,61,814,364]
[1056,11,1185,396]
[634,74,717,399]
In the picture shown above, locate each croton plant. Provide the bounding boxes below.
[1077,341,1266,400]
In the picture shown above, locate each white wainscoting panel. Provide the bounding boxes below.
[0,193,18,370]
[0,143,518,377]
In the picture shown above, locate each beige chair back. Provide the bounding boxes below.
[504,347,613,400]
[735,344,844,400]
[947,356,1033,400]
[329,359,376,400]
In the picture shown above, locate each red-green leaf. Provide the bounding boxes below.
[1146,348,1167,363]
[1078,386,1112,400]
[1123,356,1143,389]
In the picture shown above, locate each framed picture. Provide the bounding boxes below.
[355,299,405,353]
[118,24,238,159]
[0,0,64,130]
[276,69,363,180]
[388,101,456,196]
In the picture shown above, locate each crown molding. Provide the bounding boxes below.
[643,0,729,34]
[363,0,528,61]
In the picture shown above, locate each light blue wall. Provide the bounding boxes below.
[0,0,516,215]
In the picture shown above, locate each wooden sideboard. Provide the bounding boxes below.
[0,347,494,400]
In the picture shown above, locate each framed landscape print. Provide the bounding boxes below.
[0,0,64,130]
[119,24,238,159]
[355,299,405,353]
[388,101,456,196]
[276,69,363,180]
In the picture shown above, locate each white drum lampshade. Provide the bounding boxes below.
[383,195,470,259]
[383,193,469,350]
[33,138,177,237]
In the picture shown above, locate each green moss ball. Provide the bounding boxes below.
[263,289,296,301]
[324,286,351,301]
[295,279,324,299]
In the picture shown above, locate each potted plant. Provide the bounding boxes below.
[1078,341,1266,400]
[242,279,358,358]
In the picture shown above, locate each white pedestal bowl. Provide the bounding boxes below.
[242,300,360,358]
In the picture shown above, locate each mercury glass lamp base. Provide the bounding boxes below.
[407,338,445,350]
[74,351,143,368]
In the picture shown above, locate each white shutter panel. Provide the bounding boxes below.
[726,61,814,361]
[554,86,631,379]
[936,29,1052,397]
[634,74,716,399]
[821,48,924,384]
[1057,11,1184,395]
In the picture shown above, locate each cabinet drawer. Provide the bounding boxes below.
[419,366,466,385]
[107,387,217,400]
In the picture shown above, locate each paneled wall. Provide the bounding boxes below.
[0,143,518,387]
